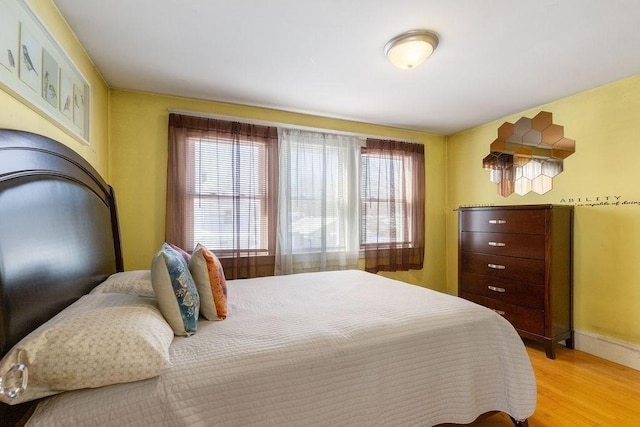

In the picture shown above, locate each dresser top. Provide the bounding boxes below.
[458,204,574,211]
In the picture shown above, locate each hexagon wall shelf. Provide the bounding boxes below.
[483,111,575,197]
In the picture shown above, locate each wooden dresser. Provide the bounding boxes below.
[458,205,573,359]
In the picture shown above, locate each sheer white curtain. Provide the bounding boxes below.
[275,128,361,275]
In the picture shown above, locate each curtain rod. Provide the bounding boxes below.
[167,108,422,144]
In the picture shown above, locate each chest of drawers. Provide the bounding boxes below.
[458,205,573,358]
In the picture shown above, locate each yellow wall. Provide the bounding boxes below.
[446,75,640,345]
[109,90,448,289]
[0,0,109,175]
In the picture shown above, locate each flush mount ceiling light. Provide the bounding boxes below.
[384,30,439,70]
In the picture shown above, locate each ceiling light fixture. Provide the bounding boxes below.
[384,30,439,70]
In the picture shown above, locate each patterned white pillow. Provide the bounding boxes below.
[0,293,174,404]
[151,243,200,336]
[90,270,155,297]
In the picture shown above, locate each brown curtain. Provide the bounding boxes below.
[361,138,425,273]
[166,113,278,279]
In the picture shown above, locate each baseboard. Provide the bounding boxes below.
[574,329,640,371]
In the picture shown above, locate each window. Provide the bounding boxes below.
[286,144,346,251]
[360,151,410,245]
[360,138,425,273]
[190,136,269,254]
[166,114,278,279]
[275,129,360,274]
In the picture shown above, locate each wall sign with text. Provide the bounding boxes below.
[455,195,640,211]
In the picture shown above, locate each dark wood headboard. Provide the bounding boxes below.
[0,129,123,359]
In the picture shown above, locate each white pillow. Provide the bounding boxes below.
[90,270,154,297]
[0,293,174,405]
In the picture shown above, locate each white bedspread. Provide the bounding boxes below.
[28,270,536,426]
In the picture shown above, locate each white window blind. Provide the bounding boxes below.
[189,136,270,255]
[360,151,411,245]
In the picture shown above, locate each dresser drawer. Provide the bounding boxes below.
[459,209,546,234]
[460,292,545,336]
[460,251,545,283]
[460,231,545,259]
[459,272,544,309]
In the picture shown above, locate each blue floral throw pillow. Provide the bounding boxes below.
[151,243,200,336]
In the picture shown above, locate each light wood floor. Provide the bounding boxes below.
[442,340,640,426]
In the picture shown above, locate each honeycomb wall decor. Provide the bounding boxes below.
[483,111,575,197]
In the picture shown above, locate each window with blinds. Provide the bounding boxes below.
[360,151,410,245]
[359,138,424,273]
[189,136,271,255]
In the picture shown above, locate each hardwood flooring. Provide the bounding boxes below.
[441,340,640,426]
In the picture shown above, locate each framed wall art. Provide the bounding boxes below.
[0,0,90,144]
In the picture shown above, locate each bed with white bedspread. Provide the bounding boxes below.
[27,270,536,426]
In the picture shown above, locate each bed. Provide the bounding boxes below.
[0,129,536,426]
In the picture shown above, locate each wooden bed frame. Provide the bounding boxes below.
[0,129,528,426]
[0,129,123,424]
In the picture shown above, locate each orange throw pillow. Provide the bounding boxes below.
[188,243,228,320]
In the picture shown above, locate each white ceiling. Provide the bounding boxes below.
[53,0,640,135]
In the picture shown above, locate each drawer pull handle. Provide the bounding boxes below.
[487,263,506,270]
[491,309,506,316]
[488,285,506,293]
[488,219,507,224]
[488,241,506,247]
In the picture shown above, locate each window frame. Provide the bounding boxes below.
[187,134,273,256]
[359,149,415,248]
